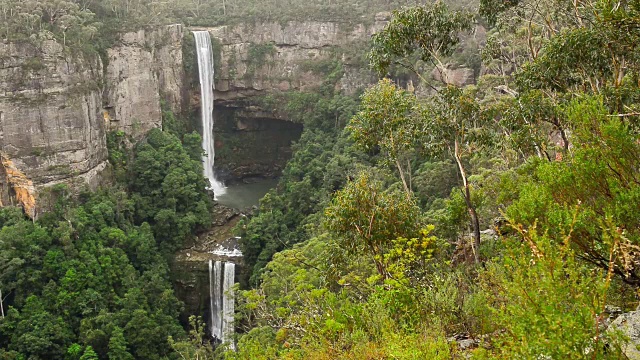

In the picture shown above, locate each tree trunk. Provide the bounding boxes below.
[395,158,411,199]
[454,139,481,263]
[464,188,481,263]
[0,288,4,318]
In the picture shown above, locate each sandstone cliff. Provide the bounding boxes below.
[104,24,185,137]
[0,38,107,214]
[186,19,388,182]
[203,19,388,104]
[0,25,185,215]
[0,18,388,213]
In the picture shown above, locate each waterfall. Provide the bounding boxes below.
[208,260,213,336]
[222,262,236,350]
[208,260,236,349]
[209,260,222,340]
[193,31,225,197]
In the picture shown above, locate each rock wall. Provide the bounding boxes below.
[0,39,107,215]
[185,18,388,182]
[214,109,303,182]
[172,204,244,325]
[0,18,387,212]
[0,25,185,215]
[199,19,388,104]
[104,24,185,137]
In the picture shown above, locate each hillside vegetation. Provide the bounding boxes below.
[1,0,640,359]
[231,0,640,358]
[0,0,465,50]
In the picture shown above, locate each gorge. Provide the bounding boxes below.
[0,18,390,214]
[0,8,491,353]
[3,0,640,358]
[0,15,449,349]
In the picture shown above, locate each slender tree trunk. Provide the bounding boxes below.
[454,139,481,264]
[395,158,411,199]
[0,289,4,318]
[407,159,412,194]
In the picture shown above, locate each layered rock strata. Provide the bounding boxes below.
[0,25,185,215]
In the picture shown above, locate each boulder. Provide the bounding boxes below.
[609,309,640,359]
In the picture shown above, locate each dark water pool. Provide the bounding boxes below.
[215,179,279,209]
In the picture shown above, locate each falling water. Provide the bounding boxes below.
[208,260,235,348]
[209,260,223,340]
[222,262,236,350]
[208,260,214,337]
[193,31,225,196]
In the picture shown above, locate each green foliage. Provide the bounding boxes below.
[237,62,363,285]
[174,0,428,27]
[161,101,193,141]
[0,122,217,358]
[479,226,622,359]
[233,235,457,360]
[128,128,212,253]
[5,0,640,358]
[229,2,640,359]
[79,346,98,360]
[245,42,276,79]
[237,125,365,286]
[106,130,127,183]
[0,189,187,358]
[168,316,215,360]
[479,0,519,26]
[325,172,423,278]
[349,78,419,194]
[0,0,99,47]
[506,97,640,284]
[108,327,134,360]
[369,2,474,76]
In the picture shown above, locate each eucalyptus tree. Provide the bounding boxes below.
[368,2,474,81]
[349,79,419,197]
[325,172,423,278]
[483,0,640,147]
[358,3,492,262]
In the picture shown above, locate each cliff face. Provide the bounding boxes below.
[186,19,387,182]
[104,24,185,137]
[0,39,107,213]
[205,19,387,104]
[0,19,383,213]
[0,26,185,215]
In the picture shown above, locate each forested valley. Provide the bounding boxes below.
[2,0,640,359]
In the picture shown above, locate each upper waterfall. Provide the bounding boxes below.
[193,30,226,197]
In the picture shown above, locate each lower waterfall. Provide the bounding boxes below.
[209,260,222,340]
[222,262,236,350]
[208,260,236,349]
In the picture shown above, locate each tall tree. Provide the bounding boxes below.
[349,79,418,197]
[325,172,422,278]
[364,3,491,262]
[368,2,473,80]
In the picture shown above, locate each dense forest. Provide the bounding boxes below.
[0,124,213,358]
[2,0,640,359]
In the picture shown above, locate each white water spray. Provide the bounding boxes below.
[193,31,225,196]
